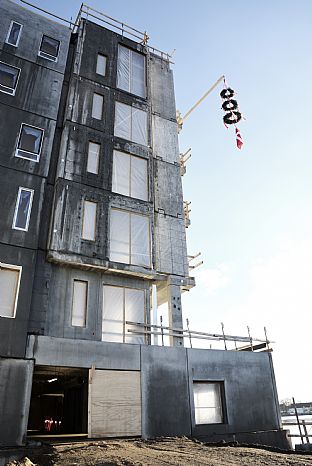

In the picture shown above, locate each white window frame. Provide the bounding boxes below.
[102,284,146,343]
[12,187,34,232]
[15,123,44,162]
[193,381,224,425]
[112,150,148,201]
[117,45,146,98]
[0,60,21,96]
[71,279,88,327]
[114,102,148,146]
[5,21,23,47]
[82,200,97,241]
[87,141,100,174]
[38,34,60,62]
[109,208,151,267]
[91,93,104,120]
[96,53,107,76]
[0,262,22,319]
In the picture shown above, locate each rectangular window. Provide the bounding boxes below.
[102,285,145,343]
[38,35,60,62]
[114,102,147,146]
[117,45,145,98]
[193,382,224,425]
[6,21,23,47]
[110,209,150,267]
[0,61,20,96]
[96,53,107,76]
[12,187,34,231]
[92,93,104,120]
[0,263,22,318]
[82,200,97,241]
[71,280,88,327]
[15,124,44,162]
[87,141,100,174]
[112,150,148,201]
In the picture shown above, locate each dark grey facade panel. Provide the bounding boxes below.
[0,358,34,446]
[76,20,147,94]
[0,243,36,357]
[0,50,65,120]
[154,158,184,216]
[57,122,113,189]
[26,335,141,371]
[29,254,150,339]
[65,76,115,135]
[0,106,56,178]
[141,345,192,438]
[187,348,281,437]
[149,55,176,122]
[48,178,153,265]
[0,168,46,250]
[0,0,71,73]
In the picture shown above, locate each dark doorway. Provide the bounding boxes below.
[27,365,88,438]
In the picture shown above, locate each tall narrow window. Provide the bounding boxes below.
[193,382,224,425]
[96,54,107,76]
[15,124,44,162]
[112,150,148,201]
[92,93,104,119]
[0,263,22,318]
[102,285,145,343]
[0,62,20,96]
[82,200,97,241]
[71,280,88,327]
[6,21,23,47]
[109,209,150,267]
[87,141,100,174]
[38,35,60,62]
[114,102,147,146]
[117,45,145,98]
[12,187,34,231]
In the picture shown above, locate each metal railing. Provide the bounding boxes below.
[126,320,273,351]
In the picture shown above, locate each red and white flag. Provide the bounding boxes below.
[235,127,243,150]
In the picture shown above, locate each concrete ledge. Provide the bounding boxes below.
[26,335,140,370]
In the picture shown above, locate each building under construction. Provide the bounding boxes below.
[0,0,290,448]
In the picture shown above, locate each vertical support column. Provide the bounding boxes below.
[151,284,159,346]
[0,358,34,446]
[167,276,184,347]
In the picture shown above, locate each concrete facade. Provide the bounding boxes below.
[0,0,289,449]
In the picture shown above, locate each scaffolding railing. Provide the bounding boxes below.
[126,321,273,351]
[74,4,173,62]
[19,1,173,62]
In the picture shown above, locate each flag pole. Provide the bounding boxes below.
[176,75,224,131]
[182,75,225,121]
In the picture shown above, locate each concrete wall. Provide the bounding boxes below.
[0,358,34,446]
[0,1,71,357]
[29,257,151,339]
[24,336,284,445]
[0,244,36,357]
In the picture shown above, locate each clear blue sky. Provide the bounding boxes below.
[20,0,312,401]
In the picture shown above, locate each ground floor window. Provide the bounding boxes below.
[102,285,145,344]
[0,263,22,318]
[193,382,224,424]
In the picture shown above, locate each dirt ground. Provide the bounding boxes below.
[4,437,312,466]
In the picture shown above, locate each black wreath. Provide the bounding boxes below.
[220,88,234,99]
[223,111,242,125]
[222,99,238,112]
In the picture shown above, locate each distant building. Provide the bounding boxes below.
[0,0,290,449]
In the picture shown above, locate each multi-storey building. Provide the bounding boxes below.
[0,0,290,449]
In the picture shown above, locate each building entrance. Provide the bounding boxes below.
[27,365,88,438]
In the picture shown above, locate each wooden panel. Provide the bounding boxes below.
[88,369,141,437]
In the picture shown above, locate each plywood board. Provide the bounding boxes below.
[88,369,141,438]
